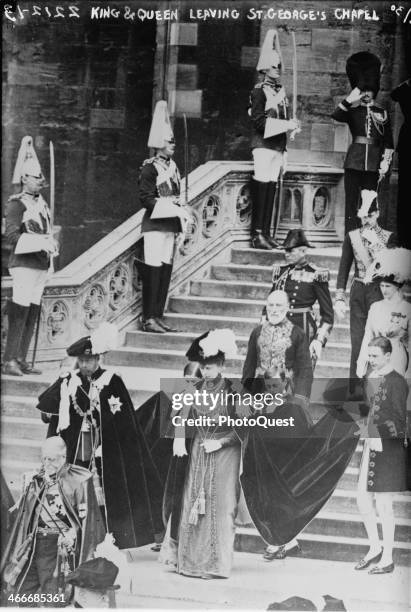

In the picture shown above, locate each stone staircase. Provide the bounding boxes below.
[1,246,410,565]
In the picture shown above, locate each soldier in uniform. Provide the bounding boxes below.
[265,229,334,364]
[248,29,299,250]
[335,190,397,395]
[331,52,394,234]
[2,136,57,376]
[137,100,191,333]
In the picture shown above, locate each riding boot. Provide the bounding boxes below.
[2,301,29,376]
[251,179,272,250]
[264,182,281,248]
[17,303,42,374]
[155,264,178,332]
[142,264,165,333]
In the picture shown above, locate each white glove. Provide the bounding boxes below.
[173,437,187,457]
[309,339,322,360]
[369,437,383,452]
[201,439,222,453]
[345,87,363,105]
[334,300,346,320]
[282,151,288,174]
[379,160,389,177]
[288,118,300,131]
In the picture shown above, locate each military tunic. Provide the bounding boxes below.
[249,81,290,152]
[336,225,397,385]
[331,101,393,233]
[270,261,334,345]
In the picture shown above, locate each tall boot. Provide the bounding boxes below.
[155,263,178,332]
[250,179,272,250]
[17,303,42,374]
[2,301,29,376]
[263,182,281,248]
[142,264,165,333]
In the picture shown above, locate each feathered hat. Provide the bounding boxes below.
[364,248,411,287]
[357,189,379,218]
[67,322,119,357]
[257,29,282,73]
[147,100,174,149]
[346,51,381,95]
[12,136,43,185]
[186,329,238,364]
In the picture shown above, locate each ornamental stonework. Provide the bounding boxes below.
[83,284,107,329]
[202,194,221,237]
[46,300,69,344]
[109,263,130,310]
[236,184,252,225]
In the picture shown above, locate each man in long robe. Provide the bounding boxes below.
[1,437,105,603]
[36,324,164,550]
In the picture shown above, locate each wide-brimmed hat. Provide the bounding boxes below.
[186,329,237,363]
[66,557,119,590]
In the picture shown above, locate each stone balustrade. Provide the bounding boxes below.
[1,161,343,363]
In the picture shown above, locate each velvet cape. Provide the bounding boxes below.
[36,368,164,550]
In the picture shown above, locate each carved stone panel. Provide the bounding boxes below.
[236,184,252,225]
[202,195,221,237]
[46,300,69,344]
[312,187,331,227]
[179,213,199,256]
[83,284,107,330]
[109,263,130,310]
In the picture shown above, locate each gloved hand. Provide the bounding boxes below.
[309,339,322,360]
[173,437,187,457]
[345,87,363,105]
[201,439,222,453]
[335,300,346,320]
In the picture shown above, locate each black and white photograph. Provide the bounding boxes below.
[1,1,410,609]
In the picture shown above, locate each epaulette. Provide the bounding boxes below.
[272,264,283,280]
[254,83,264,89]
[311,264,330,282]
[142,156,157,167]
[8,192,24,202]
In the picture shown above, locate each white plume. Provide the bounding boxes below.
[357,189,378,218]
[94,533,133,592]
[364,248,411,284]
[199,329,238,359]
[90,322,118,355]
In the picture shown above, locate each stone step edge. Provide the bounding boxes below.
[194,278,340,289]
[212,262,338,275]
[110,346,350,368]
[125,331,350,350]
[236,527,411,549]
[165,311,349,329]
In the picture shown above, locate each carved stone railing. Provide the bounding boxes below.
[1,160,343,363]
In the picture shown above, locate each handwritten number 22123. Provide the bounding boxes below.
[3,5,80,21]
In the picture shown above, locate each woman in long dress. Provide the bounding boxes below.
[160,330,242,579]
[357,248,411,378]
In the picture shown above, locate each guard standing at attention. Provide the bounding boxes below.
[136,101,191,333]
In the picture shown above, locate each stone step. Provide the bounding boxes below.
[169,295,346,327]
[231,248,341,270]
[190,278,341,302]
[211,263,338,285]
[304,511,411,543]
[2,415,47,440]
[1,437,43,463]
[324,489,411,519]
[124,330,350,363]
[235,527,411,566]
[104,346,349,378]
[162,313,350,342]
[1,374,54,398]
[1,395,38,417]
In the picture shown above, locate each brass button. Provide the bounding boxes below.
[369,461,375,467]
[368,471,375,476]
[368,480,374,486]
[370,452,376,458]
